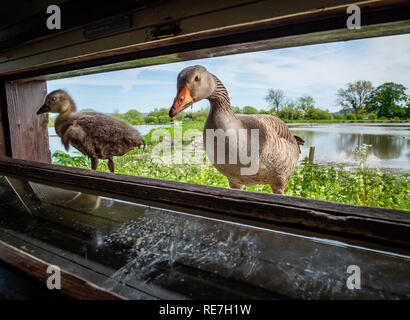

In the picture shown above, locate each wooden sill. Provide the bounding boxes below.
[0,156,409,248]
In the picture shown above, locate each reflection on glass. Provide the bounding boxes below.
[0,176,409,299]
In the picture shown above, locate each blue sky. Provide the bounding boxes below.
[48,34,410,114]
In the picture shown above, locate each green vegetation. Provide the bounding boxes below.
[365,82,409,119]
[143,121,203,146]
[48,116,55,127]
[346,113,356,120]
[286,159,409,210]
[52,150,91,168]
[144,108,171,124]
[124,109,144,125]
[52,131,409,211]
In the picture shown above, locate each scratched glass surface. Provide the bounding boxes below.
[0,176,409,299]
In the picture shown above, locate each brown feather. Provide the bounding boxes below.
[42,90,145,170]
[176,65,304,194]
[294,135,305,145]
[57,113,145,159]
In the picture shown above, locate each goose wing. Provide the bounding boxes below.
[61,123,96,156]
[236,114,302,152]
[70,113,142,157]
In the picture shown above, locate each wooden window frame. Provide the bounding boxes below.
[0,0,409,252]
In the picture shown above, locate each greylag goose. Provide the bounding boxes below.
[37,89,145,173]
[169,65,304,194]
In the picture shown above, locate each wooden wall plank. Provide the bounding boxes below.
[5,81,50,163]
[0,105,7,156]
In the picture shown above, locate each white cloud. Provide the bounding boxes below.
[193,34,410,110]
[51,68,174,91]
[48,34,410,113]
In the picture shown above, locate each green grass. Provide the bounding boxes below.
[53,145,409,211]
[282,119,409,124]
[47,118,409,127]
[144,121,204,145]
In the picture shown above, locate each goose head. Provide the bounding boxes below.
[169,65,216,118]
[37,89,75,115]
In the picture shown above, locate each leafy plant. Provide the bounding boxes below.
[365,82,409,119]
[346,113,356,120]
[52,143,409,211]
[52,150,91,168]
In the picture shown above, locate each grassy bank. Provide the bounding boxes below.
[283,119,409,124]
[53,145,409,211]
[47,117,409,127]
[143,121,203,145]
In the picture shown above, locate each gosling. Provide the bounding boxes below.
[37,89,145,173]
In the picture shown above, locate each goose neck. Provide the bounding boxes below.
[207,75,235,117]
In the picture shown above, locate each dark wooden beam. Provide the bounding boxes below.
[2,0,410,81]
[0,0,157,51]
[4,80,50,162]
[0,156,409,247]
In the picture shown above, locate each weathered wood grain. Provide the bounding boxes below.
[0,83,10,156]
[4,81,50,163]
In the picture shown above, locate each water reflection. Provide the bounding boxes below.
[289,123,410,170]
[336,133,405,159]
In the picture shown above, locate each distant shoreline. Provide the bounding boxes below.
[48,119,410,127]
[283,119,410,124]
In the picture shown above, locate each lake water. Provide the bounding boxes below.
[288,123,409,171]
[49,123,410,172]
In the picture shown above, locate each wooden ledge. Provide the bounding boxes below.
[0,156,409,247]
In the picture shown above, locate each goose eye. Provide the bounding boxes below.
[194,76,200,82]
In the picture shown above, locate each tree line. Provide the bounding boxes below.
[71,81,408,125]
[336,81,409,120]
[264,81,409,121]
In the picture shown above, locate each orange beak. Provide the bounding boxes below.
[169,85,194,118]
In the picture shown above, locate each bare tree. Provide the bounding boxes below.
[297,95,315,112]
[265,89,285,113]
[336,80,374,116]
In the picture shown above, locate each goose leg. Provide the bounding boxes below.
[91,158,99,170]
[269,184,284,194]
[228,180,243,190]
[108,157,115,173]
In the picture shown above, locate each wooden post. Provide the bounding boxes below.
[5,80,50,163]
[309,146,315,163]
[3,80,51,216]
[0,103,8,156]
[0,82,11,157]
